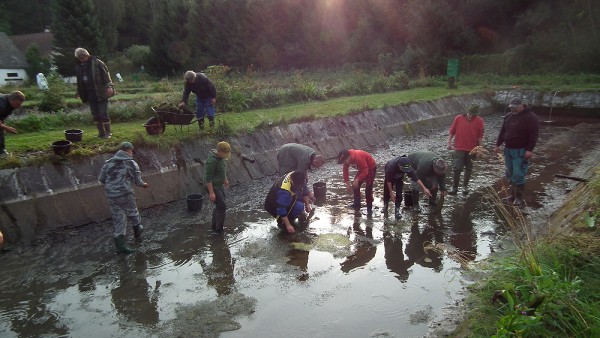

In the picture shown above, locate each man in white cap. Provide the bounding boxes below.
[99,142,149,254]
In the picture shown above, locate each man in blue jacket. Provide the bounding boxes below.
[264,171,308,234]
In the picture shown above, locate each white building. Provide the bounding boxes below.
[0,32,29,86]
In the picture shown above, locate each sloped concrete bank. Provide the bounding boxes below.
[0,91,597,244]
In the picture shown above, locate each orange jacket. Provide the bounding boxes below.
[342,149,376,182]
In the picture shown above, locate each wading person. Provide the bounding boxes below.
[179,71,217,130]
[277,143,325,211]
[447,103,485,196]
[495,97,540,206]
[75,48,115,139]
[0,91,25,156]
[383,155,431,218]
[338,149,377,215]
[407,151,448,211]
[205,141,230,235]
[264,171,308,234]
[99,142,149,254]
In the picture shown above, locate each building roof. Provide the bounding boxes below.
[10,31,54,57]
[0,32,28,69]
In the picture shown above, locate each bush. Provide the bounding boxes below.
[38,73,68,113]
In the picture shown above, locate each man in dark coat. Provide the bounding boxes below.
[0,91,25,156]
[179,71,217,130]
[407,151,448,211]
[383,155,431,218]
[495,97,540,206]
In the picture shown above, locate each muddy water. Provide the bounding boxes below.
[1,112,598,338]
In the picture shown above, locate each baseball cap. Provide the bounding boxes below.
[432,158,447,175]
[508,97,523,108]
[337,150,350,164]
[467,103,480,115]
[398,156,413,173]
[120,142,134,150]
[217,141,231,158]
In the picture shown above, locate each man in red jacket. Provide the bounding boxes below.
[338,149,377,215]
[447,103,484,195]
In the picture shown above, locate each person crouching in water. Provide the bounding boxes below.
[264,171,309,234]
[99,142,149,254]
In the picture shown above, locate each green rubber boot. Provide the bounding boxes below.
[114,235,135,254]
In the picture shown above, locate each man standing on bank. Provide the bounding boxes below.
[0,91,25,156]
[205,141,231,235]
[75,48,115,139]
[338,149,377,215]
[383,155,431,218]
[447,103,485,196]
[179,71,217,130]
[495,97,539,206]
[277,143,325,211]
[99,142,149,254]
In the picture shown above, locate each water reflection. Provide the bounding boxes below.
[340,215,377,273]
[111,254,160,326]
[200,236,236,295]
[383,227,413,282]
[405,216,443,272]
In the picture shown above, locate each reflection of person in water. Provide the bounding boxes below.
[404,217,444,272]
[111,254,160,325]
[449,207,477,262]
[340,216,377,273]
[382,229,413,282]
[201,236,236,295]
[287,248,310,281]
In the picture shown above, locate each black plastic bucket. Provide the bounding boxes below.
[186,194,204,211]
[52,140,72,155]
[313,182,326,198]
[403,190,413,207]
[65,129,83,142]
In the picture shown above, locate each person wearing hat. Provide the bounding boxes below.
[338,149,377,215]
[406,151,448,210]
[204,141,231,234]
[447,103,485,196]
[264,171,309,234]
[495,97,539,206]
[99,142,149,254]
[277,143,325,213]
[383,155,432,218]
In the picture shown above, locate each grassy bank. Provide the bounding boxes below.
[455,172,600,337]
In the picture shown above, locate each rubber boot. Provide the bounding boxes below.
[383,202,389,215]
[133,225,143,242]
[513,185,525,206]
[208,117,215,128]
[462,167,472,195]
[448,171,460,195]
[198,118,205,130]
[394,204,401,220]
[428,190,438,207]
[411,190,421,213]
[114,235,134,254]
[102,122,112,139]
[366,202,373,216]
[95,122,105,138]
[507,185,516,204]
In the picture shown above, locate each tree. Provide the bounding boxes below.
[92,0,125,52]
[51,0,105,76]
[25,44,52,80]
[146,0,190,76]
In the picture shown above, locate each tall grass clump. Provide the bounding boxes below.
[462,183,600,337]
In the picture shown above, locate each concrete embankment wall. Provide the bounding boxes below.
[1,90,597,244]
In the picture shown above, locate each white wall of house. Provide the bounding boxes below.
[0,69,28,86]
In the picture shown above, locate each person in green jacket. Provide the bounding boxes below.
[204,141,231,234]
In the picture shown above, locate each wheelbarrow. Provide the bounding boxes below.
[144,107,197,135]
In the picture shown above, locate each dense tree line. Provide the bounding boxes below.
[2,0,598,76]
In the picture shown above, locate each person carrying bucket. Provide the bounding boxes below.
[383,155,431,219]
[337,149,377,215]
[204,141,231,235]
[264,171,309,234]
[98,142,149,254]
[276,143,325,212]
